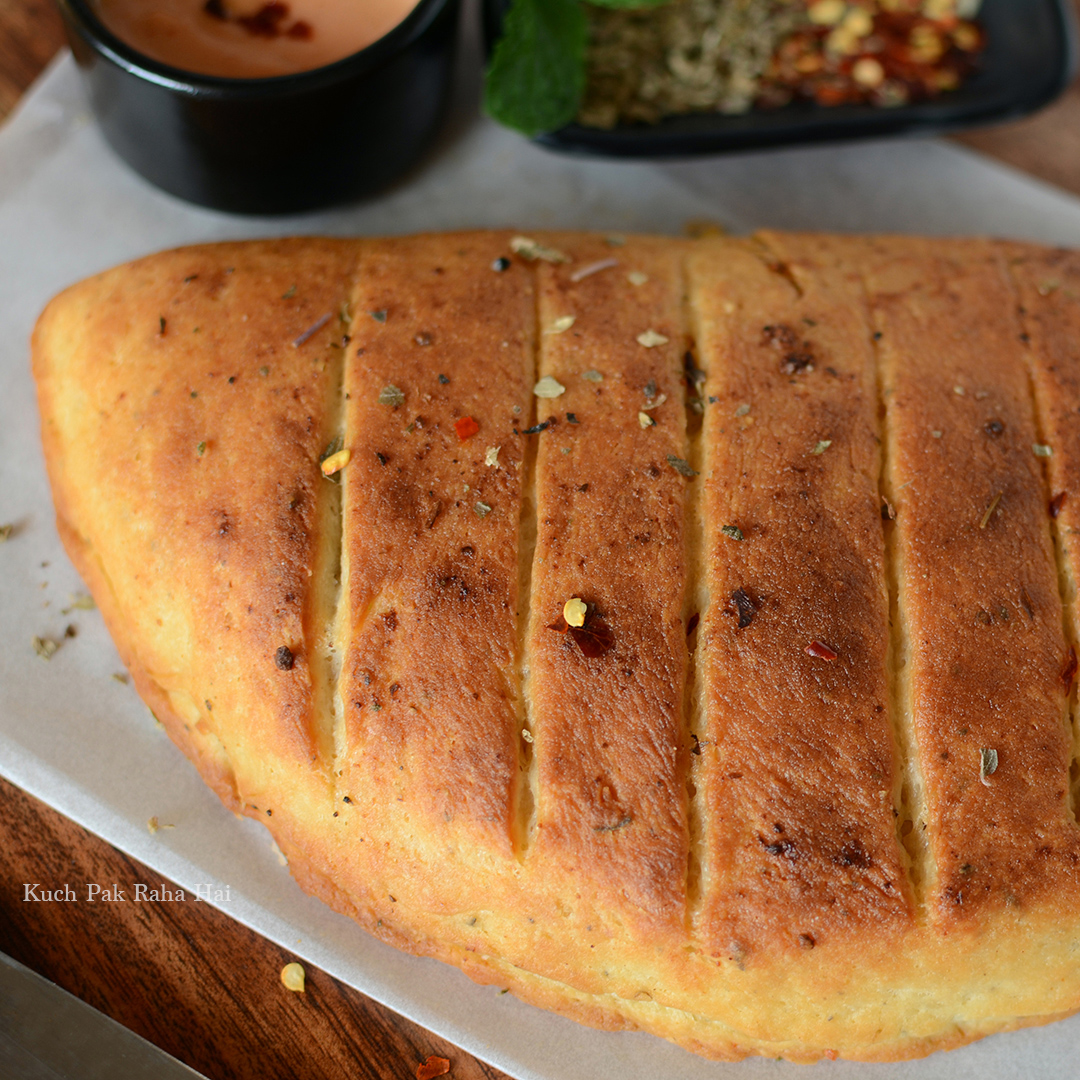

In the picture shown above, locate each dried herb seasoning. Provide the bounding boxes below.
[32,636,59,660]
[275,645,295,670]
[563,597,588,627]
[667,455,698,478]
[731,588,757,628]
[454,416,480,441]
[805,639,838,661]
[510,236,571,264]
[721,525,744,541]
[492,257,511,272]
[811,439,832,455]
[548,315,576,334]
[534,375,567,398]
[582,369,604,382]
[637,329,669,348]
[979,492,1003,530]
[378,385,405,407]
[0,524,13,542]
[979,747,998,785]
[570,258,618,282]
[293,312,331,347]
[1033,443,1053,458]
[547,602,615,658]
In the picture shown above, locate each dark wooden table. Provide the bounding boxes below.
[3,4,1080,1079]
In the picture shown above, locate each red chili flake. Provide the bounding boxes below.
[454,416,479,441]
[416,1057,451,1080]
[547,606,614,658]
[238,2,289,36]
[805,640,838,661]
[1050,491,1067,518]
[1063,646,1078,695]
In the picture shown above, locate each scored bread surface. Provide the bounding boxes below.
[32,231,1080,1063]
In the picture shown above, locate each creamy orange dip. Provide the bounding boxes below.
[93,0,419,78]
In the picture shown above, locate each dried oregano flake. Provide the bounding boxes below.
[979,747,998,785]
[667,455,698,478]
[378,385,405,407]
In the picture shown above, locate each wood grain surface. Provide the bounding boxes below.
[2,3,1080,1078]
[0,776,510,1080]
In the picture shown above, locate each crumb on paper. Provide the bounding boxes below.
[270,838,288,866]
[32,636,60,660]
[61,593,95,615]
[280,962,305,993]
[112,673,129,684]
[147,816,158,835]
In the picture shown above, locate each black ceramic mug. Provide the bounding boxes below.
[57,0,461,214]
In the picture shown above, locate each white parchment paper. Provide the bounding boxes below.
[3,9,1080,1078]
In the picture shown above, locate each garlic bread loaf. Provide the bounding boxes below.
[32,231,1080,1063]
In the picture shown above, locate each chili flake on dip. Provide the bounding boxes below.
[92,0,419,78]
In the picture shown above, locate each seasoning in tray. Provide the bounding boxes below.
[92,0,420,78]
[579,0,985,128]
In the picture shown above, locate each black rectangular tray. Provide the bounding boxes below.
[483,0,1077,158]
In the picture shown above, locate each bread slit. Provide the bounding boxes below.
[865,277,931,913]
[689,233,911,961]
[513,261,541,859]
[528,234,692,927]
[682,256,710,931]
[311,291,353,778]
[1004,244,1080,823]
[860,237,1080,922]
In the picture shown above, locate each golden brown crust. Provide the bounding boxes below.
[529,234,692,929]
[689,233,911,961]
[339,231,535,865]
[32,232,1080,1065]
[859,236,1080,921]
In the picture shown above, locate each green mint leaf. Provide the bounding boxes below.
[484,0,588,136]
